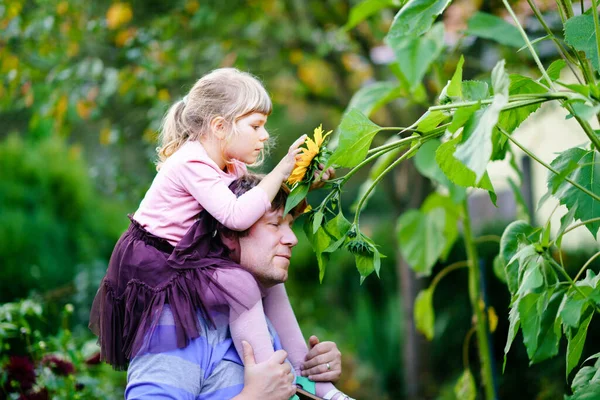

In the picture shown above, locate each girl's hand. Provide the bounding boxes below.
[275,135,307,180]
[300,335,342,383]
[310,164,335,191]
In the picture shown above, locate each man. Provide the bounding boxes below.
[125,175,349,400]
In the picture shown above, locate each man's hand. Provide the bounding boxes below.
[300,335,342,383]
[237,341,296,400]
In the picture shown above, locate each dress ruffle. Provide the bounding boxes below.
[89,213,249,370]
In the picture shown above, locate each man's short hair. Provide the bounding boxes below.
[217,173,306,239]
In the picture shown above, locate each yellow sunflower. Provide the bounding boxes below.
[287,124,332,185]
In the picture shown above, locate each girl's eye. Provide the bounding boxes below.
[253,125,261,130]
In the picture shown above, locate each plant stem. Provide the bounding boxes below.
[353,143,422,226]
[462,326,477,369]
[497,127,600,202]
[525,0,582,81]
[341,140,413,185]
[428,95,563,112]
[573,250,600,282]
[548,257,600,313]
[561,217,600,236]
[462,199,497,400]
[430,261,469,291]
[366,135,419,156]
[503,0,556,91]
[473,235,502,244]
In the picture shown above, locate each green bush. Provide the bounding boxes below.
[0,135,126,302]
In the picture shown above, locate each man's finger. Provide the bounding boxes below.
[307,371,342,382]
[305,342,333,361]
[242,341,256,366]
[270,349,288,364]
[301,353,327,370]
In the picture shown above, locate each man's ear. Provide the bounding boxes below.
[220,232,240,260]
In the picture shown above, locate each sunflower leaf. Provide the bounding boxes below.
[328,108,382,168]
[284,182,310,216]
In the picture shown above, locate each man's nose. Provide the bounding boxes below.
[281,226,298,247]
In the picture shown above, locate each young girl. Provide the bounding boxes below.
[90,68,351,399]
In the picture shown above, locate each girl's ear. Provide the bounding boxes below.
[209,116,228,140]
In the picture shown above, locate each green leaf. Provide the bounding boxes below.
[493,254,507,284]
[435,135,496,197]
[324,211,352,239]
[564,13,600,73]
[455,60,510,181]
[567,310,595,377]
[497,74,547,137]
[284,183,310,215]
[386,22,445,90]
[439,55,464,103]
[504,302,521,372]
[466,11,525,48]
[328,109,382,168]
[312,210,324,234]
[386,0,452,39]
[547,147,600,238]
[397,208,446,276]
[345,0,400,30]
[355,252,376,280]
[346,82,403,118]
[304,219,332,282]
[569,102,600,121]
[415,110,448,132]
[462,80,489,101]
[557,204,578,248]
[421,193,460,260]
[531,290,563,364]
[449,103,480,134]
[560,290,588,328]
[454,369,476,400]
[414,288,435,340]
[518,292,542,360]
[544,59,567,85]
[415,139,451,186]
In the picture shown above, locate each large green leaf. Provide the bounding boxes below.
[435,135,496,199]
[496,74,547,136]
[547,147,600,238]
[454,369,476,400]
[415,110,448,132]
[567,310,595,377]
[397,207,446,276]
[304,218,333,282]
[345,0,401,30]
[559,289,589,329]
[462,80,489,101]
[564,13,600,72]
[414,288,435,340]
[328,108,382,168]
[466,11,525,48]
[386,0,452,38]
[449,103,480,134]
[504,301,521,371]
[439,55,464,103]
[421,192,460,260]
[386,22,445,89]
[454,60,510,182]
[518,292,542,361]
[284,182,310,215]
[346,82,403,117]
[531,290,563,364]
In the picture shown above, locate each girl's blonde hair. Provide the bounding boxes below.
[156,68,272,170]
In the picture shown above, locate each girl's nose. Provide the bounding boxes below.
[260,128,269,141]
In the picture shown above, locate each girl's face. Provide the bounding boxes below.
[225,112,269,164]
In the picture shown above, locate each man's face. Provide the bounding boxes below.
[233,208,298,287]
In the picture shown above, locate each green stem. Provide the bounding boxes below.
[561,217,600,237]
[573,250,600,282]
[525,0,582,80]
[430,261,469,291]
[353,143,422,226]
[462,326,477,370]
[473,235,502,244]
[366,135,419,157]
[341,140,413,185]
[590,0,600,71]
[429,95,563,112]
[462,199,497,400]
[497,127,600,202]
[503,0,556,91]
[548,257,600,313]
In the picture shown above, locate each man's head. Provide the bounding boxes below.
[218,174,304,287]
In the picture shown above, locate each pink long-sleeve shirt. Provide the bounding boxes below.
[133,140,271,245]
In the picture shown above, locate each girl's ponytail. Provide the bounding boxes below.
[156,100,188,170]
